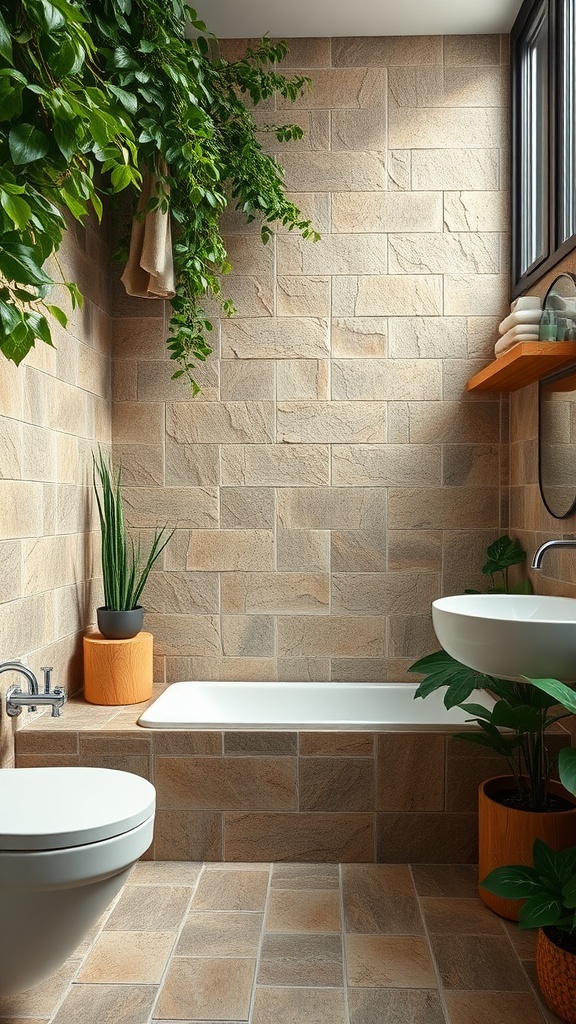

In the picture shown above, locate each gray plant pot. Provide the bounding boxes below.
[97,606,144,640]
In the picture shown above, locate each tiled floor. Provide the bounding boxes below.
[0,862,564,1024]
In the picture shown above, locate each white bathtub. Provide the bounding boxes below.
[137,681,493,731]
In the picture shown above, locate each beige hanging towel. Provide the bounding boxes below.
[121,165,175,299]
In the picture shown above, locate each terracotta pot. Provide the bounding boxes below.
[96,606,143,640]
[478,776,576,921]
[536,927,576,1023]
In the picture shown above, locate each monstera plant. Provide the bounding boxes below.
[0,0,318,390]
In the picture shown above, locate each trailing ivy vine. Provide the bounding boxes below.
[0,0,318,390]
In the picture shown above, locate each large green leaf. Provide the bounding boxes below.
[558,747,576,796]
[527,677,576,715]
[480,864,541,899]
[518,893,564,929]
[0,10,12,61]
[8,123,49,165]
[0,241,53,290]
[482,535,527,575]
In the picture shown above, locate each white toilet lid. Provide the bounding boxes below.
[0,768,156,850]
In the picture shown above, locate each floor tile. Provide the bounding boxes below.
[51,984,156,1024]
[0,961,79,1018]
[252,986,347,1024]
[444,989,548,1024]
[342,864,423,934]
[191,868,269,912]
[258,933,343,986]
[265,889,341,932]
[348,988,445,1024]
[128,862,203,886]
[430,934,530,991]
[76,931,175,984]
[175,912,263,957]
[421,897,504,935]
[104,885,192,931]
[521,961,566,1023]
[411,864,478,898]
[502,919,538,959]
[346,935,437,988]
[270,863,340,889]
[154,958,255,1021]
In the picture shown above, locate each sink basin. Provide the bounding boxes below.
[432,594,576,681]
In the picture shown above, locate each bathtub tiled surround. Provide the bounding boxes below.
[15,698,571,863]
[112,33,510,689]
[0,860,558,1024]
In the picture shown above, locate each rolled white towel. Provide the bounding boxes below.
[494,327,540,358]
[510,295,543,312]
[499,308,542,335]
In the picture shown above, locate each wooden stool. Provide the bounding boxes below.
[83,631,153,705]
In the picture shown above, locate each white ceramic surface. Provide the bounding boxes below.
[433,593,576,681]
[138,680,494,731]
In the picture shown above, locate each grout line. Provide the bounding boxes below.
[409,863,450,1024]
[338,864,352,1024]
[147,862,205,1022]
[246,862,273,1023]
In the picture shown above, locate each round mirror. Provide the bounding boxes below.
[538,272,576,518]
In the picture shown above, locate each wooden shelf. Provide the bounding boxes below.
[467,342,576,392]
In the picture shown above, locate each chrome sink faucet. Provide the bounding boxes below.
[531,538,576,569]
[0,662,66,718]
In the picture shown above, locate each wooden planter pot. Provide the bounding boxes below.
[536,927,576,1023]
[478,776,576,921]
[83,631,153,706]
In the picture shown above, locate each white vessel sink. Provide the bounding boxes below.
[432,594,576,681]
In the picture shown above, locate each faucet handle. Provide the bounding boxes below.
[40,666,53,693]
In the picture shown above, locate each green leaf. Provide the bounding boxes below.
[45,305,68,328]
[0,191,31,231]
[519,893,564,929]
[480,864,542,899]
[526,677,576,715]
[0,241,53,290]
[558,747,576,796]
[0,10,13,61]
[8,124,49,165]
[482,535,527,575]
[108,84,138,114]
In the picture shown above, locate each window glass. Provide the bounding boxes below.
[518,0,549,277]
[557,0,576,245]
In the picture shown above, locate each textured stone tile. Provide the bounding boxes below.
[278,234,388,276]
[77,930,174,982]
[335,275,442,317]
[444,274,508,315]
[224,731,297,755]
[331,658,389,681]
[221,614,276,657]
[332,572,438,616]
[281,152,387,192]
[299,758,375,811]
[271,863,340,889]
[143,614,221,656]
[278,402,386,443]
[444,190,509,232]
[105,885,191,931]
[276,359,330,400]
[221,571,329,614]
[332,192,442,234]
[222,318,329,359]
[389,106,506,150]
[191,868,269,911]
[155,957,255,1021]
[128,861,202,886]
[332,444,441,486]
[332,358,441,401]
[211,273,274,317]
[51,984,156,1024]
[153,810,222,860]
[265,889,341,932]
[387,530,442,571]
[332,36,443,66]
[0,481,43,539]
[252,986,347,1024]
[136,358,219,402]
[219,36,330,67]
[156,756,296,811]
[430,934,530,991]
[331,318,387,358]
[387,614,438,657]
[279,68,385,109]
[143,571,219,615]
[122,486,218,530]
[112,444,164,486]
[409,401,500,443]
[389,232,499,275]
[186,530,275,571]
[332,107,386,151]
[346,935,436,988]
[165,440,220,486]
[259,110,330,153]
[443,990,545,1024]
[342,864,423,934]
[377,733,445,811]
[412,149,499,190]
[258,933,343,986]
[277,530,330,573]
[331,530,387,572]
[348,989,445,1024]
[221,444,330,486]
[220,487,275,529]
[220,360,275,401]
[111,401,164,444]
[377,812,477,862]
[387,487,500,530]
[224,812,374,861]
[166,401,274,444]
[443,445,500,488]
[113,316,167,359]
[0,960,78,1019]
[421,897,503,935]
[277,276,330,317]
[278,616,384,657]
[387,317,467,358]
[445,34,501,64]
[277,486,383,531]
[175,911,263,956]
[446,754,507,811]
[411,864,478,898]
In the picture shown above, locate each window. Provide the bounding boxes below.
[512,0,576,293]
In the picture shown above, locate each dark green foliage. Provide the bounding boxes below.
[0,0,317,389]
[481,839,576,934]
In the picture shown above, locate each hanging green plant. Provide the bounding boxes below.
[0,0,318,390]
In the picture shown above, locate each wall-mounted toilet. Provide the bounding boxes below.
[0,766,155,995]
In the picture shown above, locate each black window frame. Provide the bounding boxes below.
[512,0,576,296]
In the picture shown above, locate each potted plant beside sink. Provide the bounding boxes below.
[410,535,576,920]
[481,675,576,1023]
[93,450,174,639]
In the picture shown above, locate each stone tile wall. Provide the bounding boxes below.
[113,34,511,688]
[0,216,112,765]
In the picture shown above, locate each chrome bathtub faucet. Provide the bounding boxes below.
[531,538,576,569]
[0,661,66,717]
